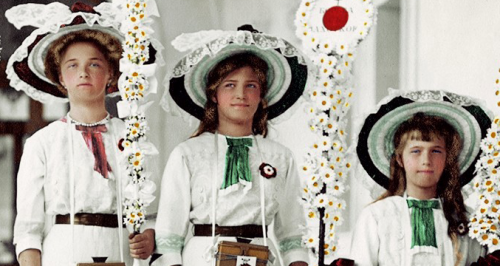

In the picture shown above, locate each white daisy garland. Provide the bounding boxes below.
[295,0,375,261]
[469,70,500,251]
[118,0,159,234]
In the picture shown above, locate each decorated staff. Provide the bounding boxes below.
[467,69,500,264]
[114,1,163,265]
[294,0,375,264]
[352,90,492,265]
[6,1,160,265]
[155,25,314,266]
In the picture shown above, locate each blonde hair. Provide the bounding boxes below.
[378,113,468,241]
[44,29,123,95]
[192,52,269,137]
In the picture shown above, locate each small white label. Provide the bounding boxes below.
[236,255,257,266]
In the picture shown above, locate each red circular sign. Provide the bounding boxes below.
[323,6,349,31]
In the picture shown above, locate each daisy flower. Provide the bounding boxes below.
[304,34,319,51]
[325,121,339,134]
[313,53,330,65]
[305,104,317,117]
[487,128,499,143]
[316,95,332,111]
[328,211,344,225]
[318,40,334,54]
[317,156,329,170]
[300,161,317,176]
[314,194,330,208]
[307,175,324,193]
[303,234,319,248]
[318,77,334,89]
[321,168,336,184]
[332,65,346,80]
[335,43,349,55]
[315,112,329,126]
[323,55,338,68]
[339,58,352,72]
[319,65,334,77]
[328,179,346,196]
[319,136,332,151]
[363,4,374,16]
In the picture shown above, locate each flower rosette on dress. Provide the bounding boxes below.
[259,163,277,179]
[295,0,375,261]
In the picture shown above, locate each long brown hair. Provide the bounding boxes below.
[378,112,468,240]
[44,29,123,95]
[192,52,269,137]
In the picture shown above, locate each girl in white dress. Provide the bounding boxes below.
[154,26,314,266]
[351,90,492,266]
[6,2,158,265]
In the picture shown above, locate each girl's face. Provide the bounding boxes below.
[397,136,447,198]
[213,66,262,129]
[58,42,112,104]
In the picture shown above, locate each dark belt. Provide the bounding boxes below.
[55,213,123,228]
[194,224,267,238]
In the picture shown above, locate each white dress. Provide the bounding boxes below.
[13,117,157,265]
[349,196,484,266]
[154,132,309,266]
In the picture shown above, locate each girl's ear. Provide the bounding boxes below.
[211,95,217,103]
[396,154,404,168]
[59,74,65,88]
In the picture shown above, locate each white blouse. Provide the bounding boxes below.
[349,196,484,266]
[13,118,136,257]
[155,132,308,265]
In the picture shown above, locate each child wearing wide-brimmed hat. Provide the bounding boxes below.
[350,90,491,266]
[154,25,313,266]
[6,2,159,265]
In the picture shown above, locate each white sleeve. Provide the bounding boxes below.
[154,146,191,265]
[273,151,309,265]
[349,205,380,266]
[13,136,46,258]
[143,155,161,230]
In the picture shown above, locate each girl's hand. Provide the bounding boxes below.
[18,249,41,266]
[290,261,308,266]
[129,228,155,259]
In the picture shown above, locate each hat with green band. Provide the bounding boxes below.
[356,89,493,190]
[161,25,313,122]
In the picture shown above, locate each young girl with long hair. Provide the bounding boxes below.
[154,26,313,266]
[6,2,158,265]
[351,90,492,266]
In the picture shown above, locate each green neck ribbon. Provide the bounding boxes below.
[407,199,439,249]
[221,137,253,190]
